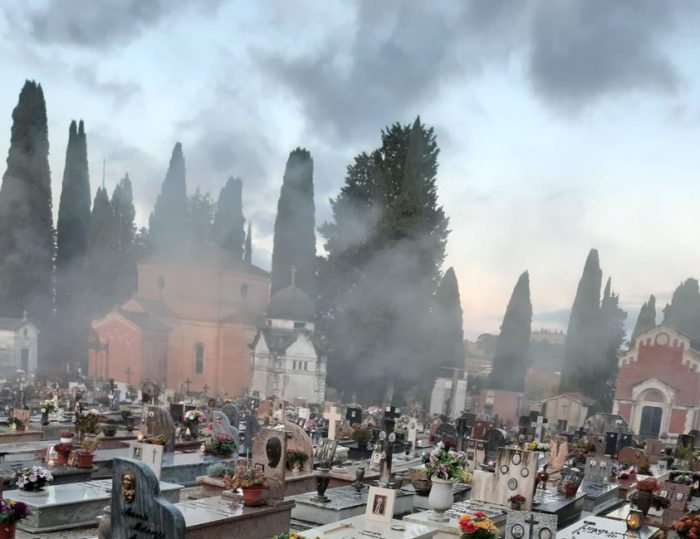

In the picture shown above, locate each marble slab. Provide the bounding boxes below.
[405,500,509,538]
[0,429,43,443]
[532,487,585,528]
[303,514,439,538]
[177,496,295,539]
[558,515,661,539]
[290,485,414,526]
[579,480,620,513]
[7,479,183,533]
[402,482,471,510]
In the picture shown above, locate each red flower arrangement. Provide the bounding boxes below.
[459,512,497,539]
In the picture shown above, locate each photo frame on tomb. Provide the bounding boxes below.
[129,442,163,479]
[67,450,79,467]
[365,486,395,523]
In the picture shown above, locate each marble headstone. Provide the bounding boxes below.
[111,458,185,539]
[505,511,557,539]
[142,405,176,452]
[604,432,618,456]
[129,441,164,479]
[472,420,493,441]
[345,407,361,424]
[583,456,611,485]
[645,439,663,463]
[619,432,634,451]
[465,439,486,472]
[471,449,537,510]
[212,410,239,441]
[222,403,240,429]
[484,428,507,464]
[435,423,458,448]
[314,439,337,466]
[407,418,418,454]
[617,447,649,470]
[169,403,184,424]
[284,420,314,473]
[252,427,287,502]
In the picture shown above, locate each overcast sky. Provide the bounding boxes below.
[1,1,700,338]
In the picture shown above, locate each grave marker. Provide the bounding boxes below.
[407,418,418,456]
[221,403,240,429]
[505,511,557,539]
[111,458,185,539]
[284,420,314,473]
[345,406,362,425]
[169,403,184,424]
[604,432,618,456]
[619,432,634,451]
[323,406,342,441]
[617,446,650,470]
[252,427,287,502]
[583,456,611,485]
[141,405,176,452]
[212,410,239,441]
[129,441,164,479]
[471,448,537,509]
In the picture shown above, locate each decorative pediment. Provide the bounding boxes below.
[631,378,675,403]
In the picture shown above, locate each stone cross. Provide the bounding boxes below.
[323,406,342,441]
[111,458,185,539]
[533,415,545,442]
[183,378,192,395]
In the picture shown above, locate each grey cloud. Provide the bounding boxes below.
[528,0,691,111]
[533,308,570,328]
[73,66,140,108]
[8,0,222,48]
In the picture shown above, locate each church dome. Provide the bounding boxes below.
[268,285,315,322]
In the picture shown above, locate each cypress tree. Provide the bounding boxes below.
[55,120,91,318]
[270,148,316,295]
[0,81,54,323]
[188,188,214,248]
[244,222,253,264]
[111,175,137,303]
[489,271,533,391]
[433,267,465,370]
[596,278,626,411]
[85,187,118,318]
[149,143,188,255]
[212,177,245,258]
[663,279,700,338]
[320,118,449,404]
[631,295,657,343]
[559,249,603,395]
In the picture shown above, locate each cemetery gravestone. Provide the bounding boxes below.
[472,420,493,441]
[505,511,557,539]
[169,403,184,424]
[142,405,176,452]
[346,407,362,425]
[252,427,287,502]
[221,403,240,429]
[407,418,418,456]
[129,441,164,479]
[257,399,273,420]
[617,447,650,471]
[547,436,569,481]
[619,432,634,451]
[284,420,314,473]
[315,439,338,466]
[484,428,507,465]
[435,422,458,448]
[323,407,342,441]
[465,439,486,472]
[583,456,611,485]
[456,412,476,450]
[676,434,695,457]
[212,410,239,441]
[604,432,618,456]
[660,480,691,529]
[111,458,185,539]
[471,448,537,509]
[645,439,664,464]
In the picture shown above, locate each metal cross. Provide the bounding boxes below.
[524,514,540,539]
[124,367,132,384]
[184,378,192,394]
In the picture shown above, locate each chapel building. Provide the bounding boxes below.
[613,324,700,440]
[88,244,270,396]
[249,281,326,404]
[0,316,39,377]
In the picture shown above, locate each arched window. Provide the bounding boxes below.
[194,344,204,374]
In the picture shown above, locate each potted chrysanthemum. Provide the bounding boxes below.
[184,410,206,439]
[0,498,30,539]
[224,462,267,506]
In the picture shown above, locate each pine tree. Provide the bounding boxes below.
[433,267,465,370]
[55,120,91,318]
[489,271,532,391]
[149,143,188,254]
[270,149,316,295]
[188,188,214,248]
[631,295,656,343]
[0,81,54,323]
[85,187,118,318]
[111,175,137,302]
[663,279,700,338]
[244,222,252,264]
[597,278,626,411]
[212,177,245,258]
[559,249,603,395]
[320,118,449,404]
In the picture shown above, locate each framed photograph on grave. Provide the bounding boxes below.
[129,442,164,479]
[67,450,79,467]
[365,486,395,523]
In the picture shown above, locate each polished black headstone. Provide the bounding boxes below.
[604,432,618,455]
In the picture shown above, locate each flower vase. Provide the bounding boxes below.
[41,411,49,426]
[428,478,454,521]
[0,521,15,539]
[636,490,653,515]
[242,485,264,506]
[187,421,198,438]
[312,468,331,503]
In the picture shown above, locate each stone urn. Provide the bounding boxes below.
[428,477,454,521]
[41,410,50,426]
[312,467,331,503]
